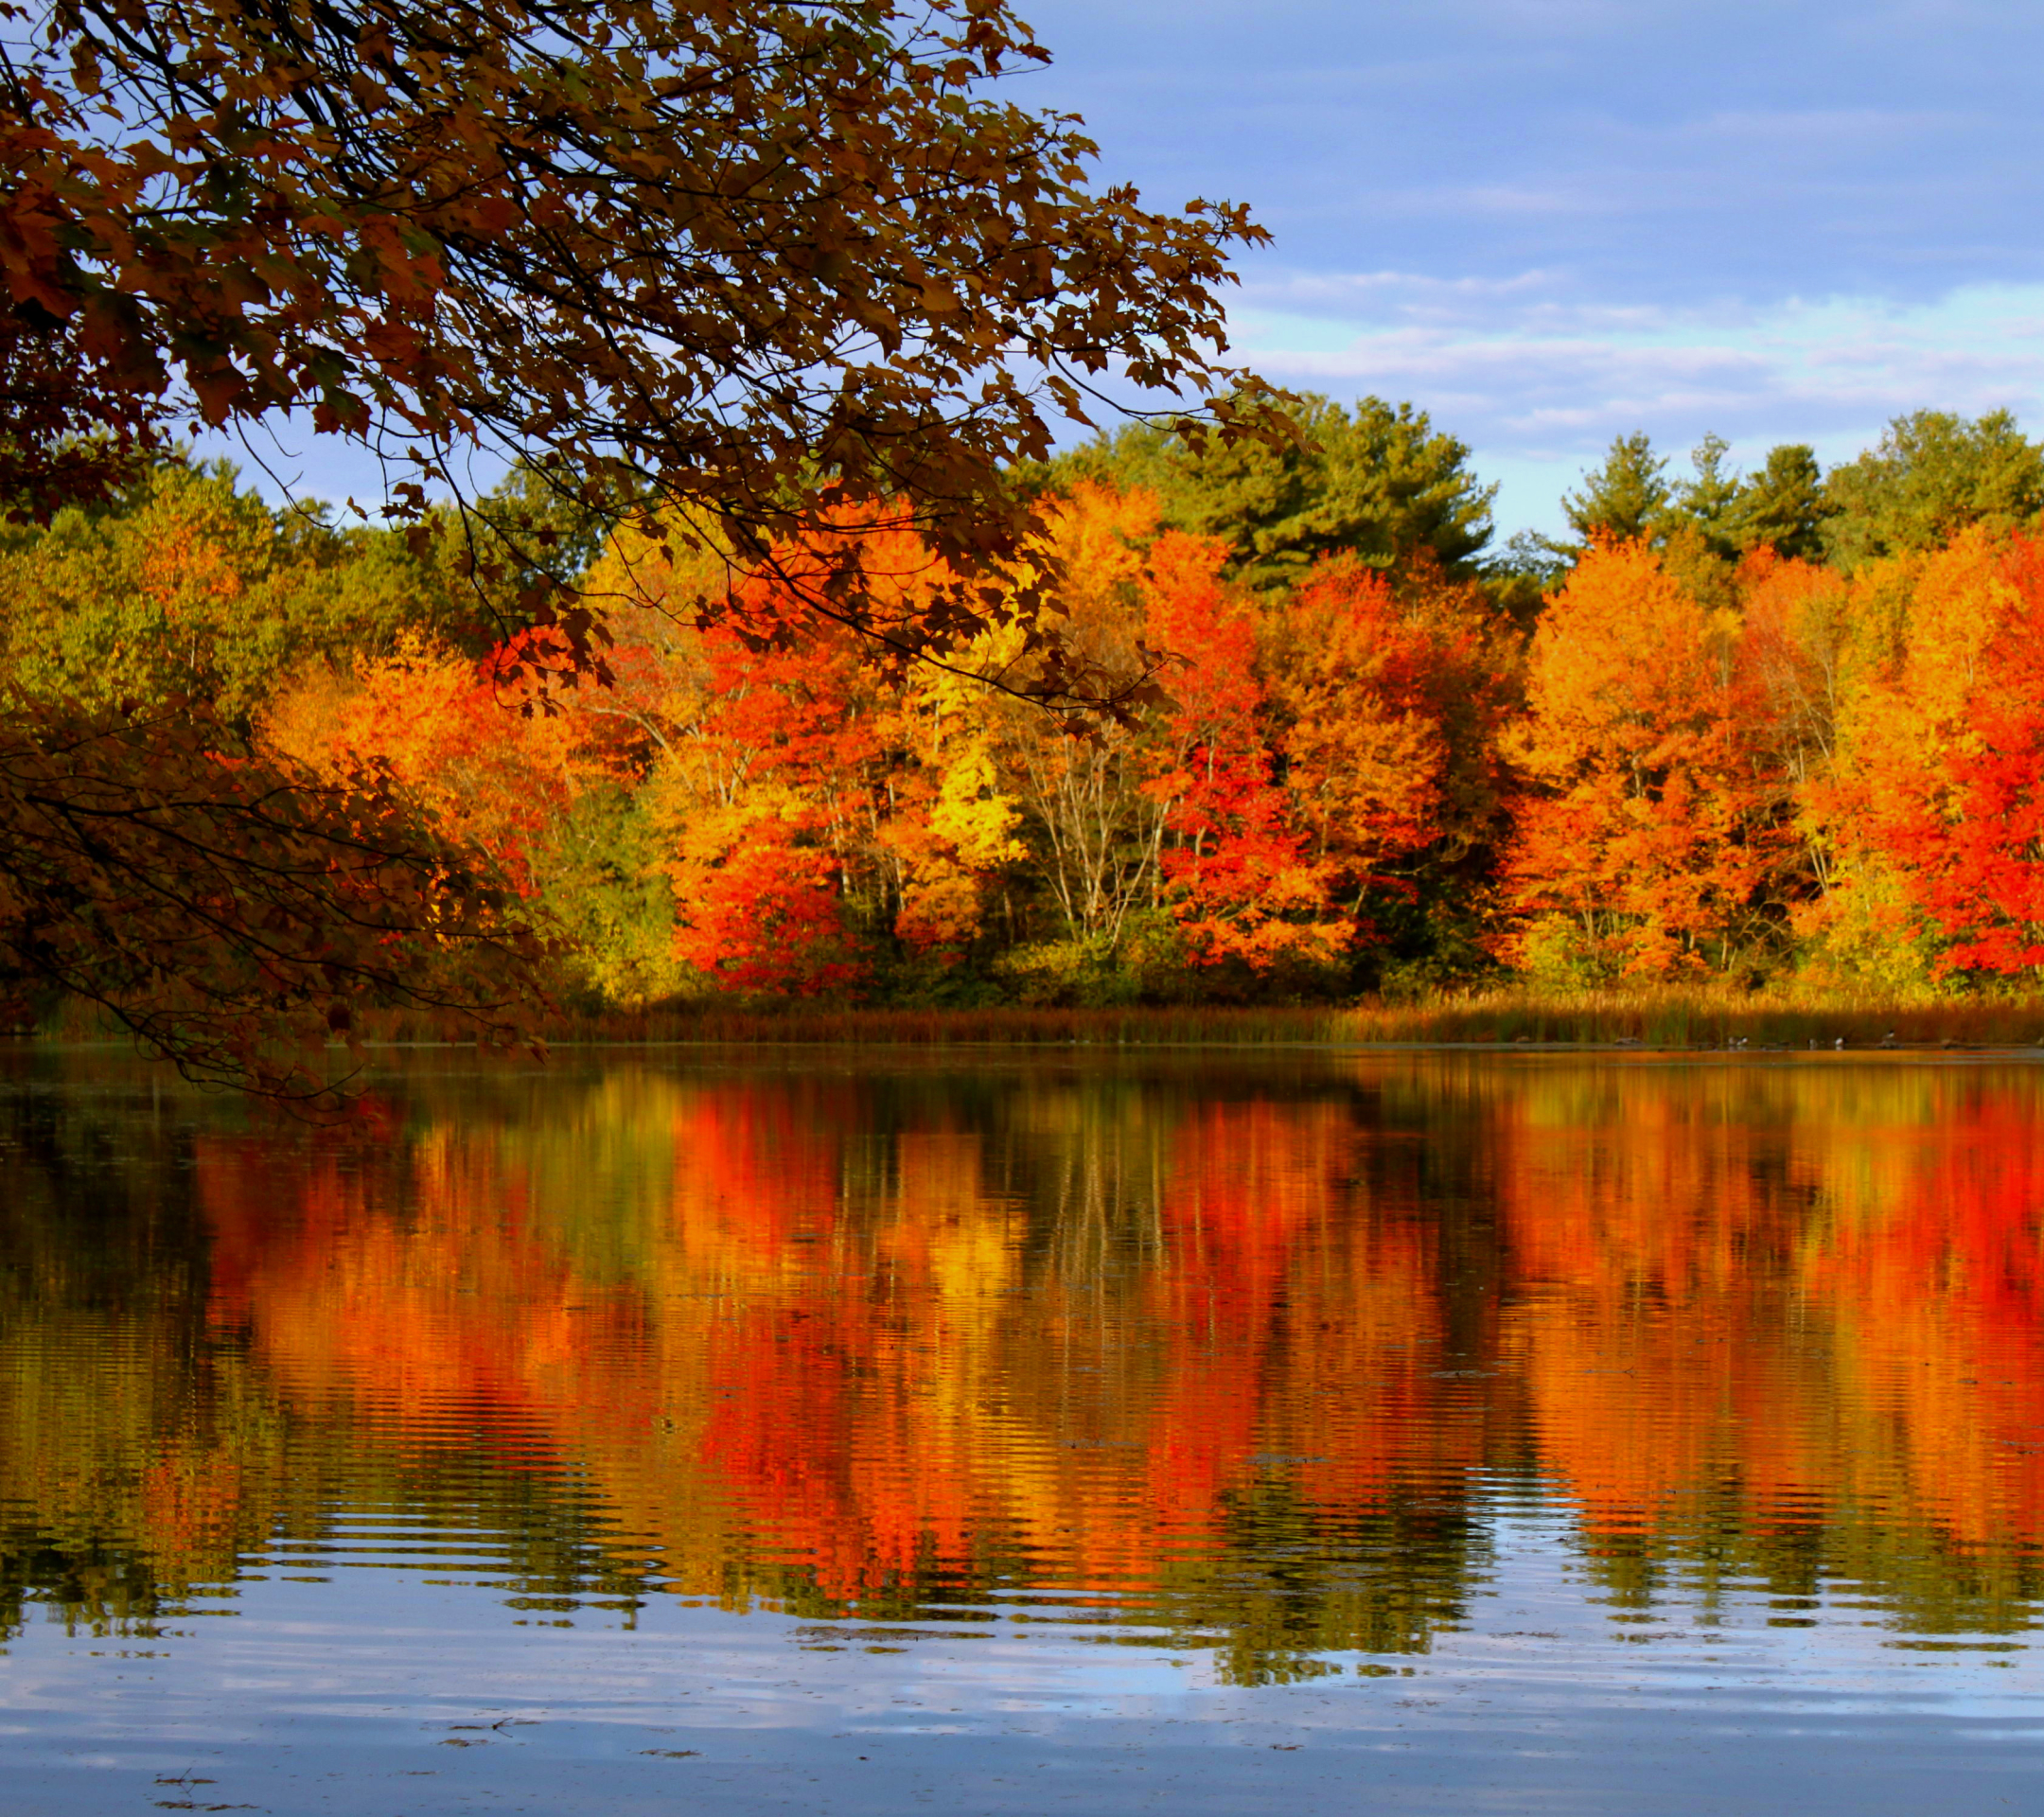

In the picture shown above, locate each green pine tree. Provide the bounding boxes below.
[1823,409,2044,568]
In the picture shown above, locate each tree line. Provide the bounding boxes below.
[8,397,2042,1011]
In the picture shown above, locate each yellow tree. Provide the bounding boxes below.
[1818,530,2044,978]
[992,483,1175,954]
[883,653,1031,964]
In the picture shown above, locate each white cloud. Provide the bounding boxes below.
[1227,279,2044,534]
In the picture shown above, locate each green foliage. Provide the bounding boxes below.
[1823,409,2044,569]
[1481,530,1568,628]
[1514,915,1622,993]
[1559,434,1832,566]
[1056,395,1496,590]
[538,785,697,1010]
[1672,433,1744,558]
[1731,444,1829,560]
[1561,432,1672,544]
[0,459,469,732]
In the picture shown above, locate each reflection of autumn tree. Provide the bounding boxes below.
[12,1056,2044,1673]
[0,1066,640,1639]
[180,1065,1499,1668]
[0,1071,275,1636]
[1494,1064,2044,1632]
[1793,1082,2044,1579]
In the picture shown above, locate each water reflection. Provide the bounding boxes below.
[2,1051,2040,1685]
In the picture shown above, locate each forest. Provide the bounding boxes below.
[6,398,2044,1017]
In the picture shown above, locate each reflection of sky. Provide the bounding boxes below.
[201,4,2044,541]
[7,1511,2039,1815]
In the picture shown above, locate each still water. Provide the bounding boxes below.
[3,1047,2041,1813]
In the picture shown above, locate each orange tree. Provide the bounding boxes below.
[1260,552,1514,968]
[1827,531,2044,975]
[1502,539,1790,978]
[1138,533,1350,979]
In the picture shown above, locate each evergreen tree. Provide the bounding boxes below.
[1823,410,2044,568]
[1561,432,1672,544]
[1731,444,1829,561]
[1058,395,1496,591]
[1671,433,1744,559]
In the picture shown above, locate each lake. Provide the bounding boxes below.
[3,1047,2040,1813]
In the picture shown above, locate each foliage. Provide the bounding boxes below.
[1731,443,1829,561]
[2,0,1281,692]
[1054,394,1496,591]
[1561,432,1672,546]
[0,458,473,730]
[1140,533,1348,979]
[1502,539,1788,977]
[0,700,546,1097]
[1560,434,1837,568]
[1823,531,2044,975]
[12,393,2044,1033]
[1670,433,1744,558]
[1823,410,2044,570]
[1260,555,1511,941]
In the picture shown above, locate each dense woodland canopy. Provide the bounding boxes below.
[8,402,2044,1017]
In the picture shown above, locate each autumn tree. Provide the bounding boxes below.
[650,623,885,997]
[881,657,1031,969]
[991,484,1174,966]
[1503,539,1789,978]
[1260,554,1512,979]
[0,458,482,729]
[1137,534,1348,979]
[1823,531,2044,975]
[262,630,598,897]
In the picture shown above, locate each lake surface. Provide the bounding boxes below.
[3,1047,2041,1814]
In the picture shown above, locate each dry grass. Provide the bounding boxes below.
[369,986,2044,1050]
[27,985,2044,1056]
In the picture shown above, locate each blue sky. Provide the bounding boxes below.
[1014,0,2044,536]
[221,2,2044,542]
